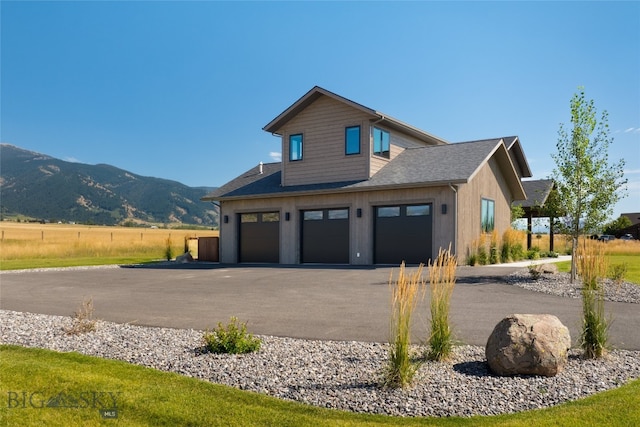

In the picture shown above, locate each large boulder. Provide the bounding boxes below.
[485,314,571,377]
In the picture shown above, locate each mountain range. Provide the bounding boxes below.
[0,144,218,227]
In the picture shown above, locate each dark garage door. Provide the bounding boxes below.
[374,204,432,264]
[238,212,280,263]
[301,208,349,264]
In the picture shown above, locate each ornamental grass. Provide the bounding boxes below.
[577,239,610,359]
[383,262,424,388]
[427,247,457,361]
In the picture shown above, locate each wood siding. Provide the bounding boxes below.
[277,95,440,185]
[456,157,514,258]
[218,186,456,265]
[280,96,372,186]
[369,126,434,177]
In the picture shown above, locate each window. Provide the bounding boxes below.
[262,212,280,222]
[240,213,258,223]
[406,205,430,216]
[345,126,360,155]
[289,134,303,161]
[377,206,400,217]
[373,127,390,158]
[481,198,495,233]
[328,209,349,219]
[303,210,323,220]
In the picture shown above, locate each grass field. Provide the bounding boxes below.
[0,222,218,270]
[2,345,639,427]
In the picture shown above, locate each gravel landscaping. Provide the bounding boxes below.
[3,307,640,418]
[506,270,640,304]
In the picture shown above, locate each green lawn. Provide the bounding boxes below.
[1,345,639,426]
[0,257,163,271]
[557,255,640,285]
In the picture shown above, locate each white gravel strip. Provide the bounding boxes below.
[2,309,639,418]
[506,271,640,304]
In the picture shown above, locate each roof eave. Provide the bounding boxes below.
[208,179,469,202]
[263,86,378,135]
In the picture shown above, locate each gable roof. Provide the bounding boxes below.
[263,86,449,146]
[202,137,526,201]
[514,179,555,208]
[503,136,532,178]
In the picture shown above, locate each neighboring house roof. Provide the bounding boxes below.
[621,212,640,226]
[514,179,555,208]
[202,138,526,201]
[263,86,449,146]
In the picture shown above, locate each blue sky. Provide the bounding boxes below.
[2,1,638,218]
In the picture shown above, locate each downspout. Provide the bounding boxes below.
[448,183,458,255]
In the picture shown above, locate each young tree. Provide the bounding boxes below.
[551,88,626,282]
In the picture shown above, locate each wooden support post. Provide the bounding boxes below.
[549,215,555,252]
[527,212,533,250]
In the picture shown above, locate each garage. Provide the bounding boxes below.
[301,208,349,264]
[374,204,432,265]
[238,212,280,263]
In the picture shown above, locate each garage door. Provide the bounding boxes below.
[374,204,432,264]
[301,208,349,264]
[238,212,280,263]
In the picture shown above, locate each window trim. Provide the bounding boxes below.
[481,198,495,233]
[345,125,361,155]
[372,126,390,158]
[289,133,303,161]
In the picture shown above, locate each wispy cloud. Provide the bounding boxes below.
[624,169,640,175]
[615,127,640,134]
[269,151,282,162]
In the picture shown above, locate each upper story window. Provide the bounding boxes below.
[345,126,360,155]
[481,198,495,233]
[373,127,390,158]
[289,134,303,161]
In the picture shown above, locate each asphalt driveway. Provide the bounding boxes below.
[1,264,638,350]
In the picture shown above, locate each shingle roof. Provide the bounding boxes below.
[202,138,527,201]
[514,179,555,208]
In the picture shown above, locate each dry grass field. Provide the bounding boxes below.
[513,229,640,256]
[0,222,218,270]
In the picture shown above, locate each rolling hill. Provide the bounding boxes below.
[0,144,218,227]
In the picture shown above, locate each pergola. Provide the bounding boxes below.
[513,179,557,251]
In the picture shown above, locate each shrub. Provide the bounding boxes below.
[510,243,525,261]
[477,245,488,265]
[383,262,424,388]
[500,240,512,263]
[526,248,540,260]
[427,247,457,361]
[203,317,261,354]
[609,263,628,285]
[489,230,500,264]
[64,297,97,335]
[164,236,173,261]
[577,240,610,359]
[466,251,478,266]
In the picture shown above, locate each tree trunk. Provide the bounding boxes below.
[570,236,578,283]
